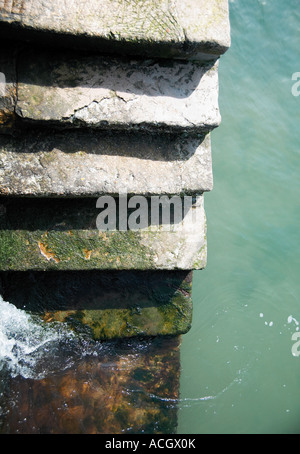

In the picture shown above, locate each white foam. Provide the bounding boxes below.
[0,295,75,379]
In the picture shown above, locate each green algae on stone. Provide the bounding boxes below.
[0,229,154,271]
[0,270,193,339]
[0,196,207,271]
[40,279,192,339]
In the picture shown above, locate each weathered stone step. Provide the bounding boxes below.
[0,270,193,339]
[0,196,206,271]
[13,51,220,134]
[0,0,230,61]
[0,131,213,197]
[0,49,221,134]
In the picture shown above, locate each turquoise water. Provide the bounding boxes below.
[179,0,300,434]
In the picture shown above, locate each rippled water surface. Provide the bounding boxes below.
[178,0,300,434]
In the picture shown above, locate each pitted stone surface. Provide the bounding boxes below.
[0,0,230,60]
[15,52,220,133]
[0,131,213,196]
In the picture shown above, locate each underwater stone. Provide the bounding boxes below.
[16,51,220,134]
[0,130,213,196]
[0,0,230,60]
[0,335,181,433]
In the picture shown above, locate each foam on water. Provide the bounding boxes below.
[0,295,76,379]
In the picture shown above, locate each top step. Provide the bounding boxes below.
[0,0,230,60]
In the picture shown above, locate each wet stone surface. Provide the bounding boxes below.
[0,270,193,339]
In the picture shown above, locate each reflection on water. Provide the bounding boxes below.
[0,296,181,434]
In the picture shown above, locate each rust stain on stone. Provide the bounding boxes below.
[0,109,15,128]
[83,249,92,260]
[38,241,60,263]
[43,313,54,323]
[99,231,109,243]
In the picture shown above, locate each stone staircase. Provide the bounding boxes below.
[0,0,230,340]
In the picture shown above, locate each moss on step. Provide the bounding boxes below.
[0,270,193,339]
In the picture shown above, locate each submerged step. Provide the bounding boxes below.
[14,51,220,134]
[0,196,207,271]
[0,270,193,339]
[0,0,230,60]
[0,131,213,197]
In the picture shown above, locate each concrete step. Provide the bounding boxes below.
[0,0,230,60]
[0,270,193,339]
[0,196,207,271]
[0,131,213,197]
[13,51,220,134]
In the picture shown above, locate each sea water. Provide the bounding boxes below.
[178,0,300,434]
